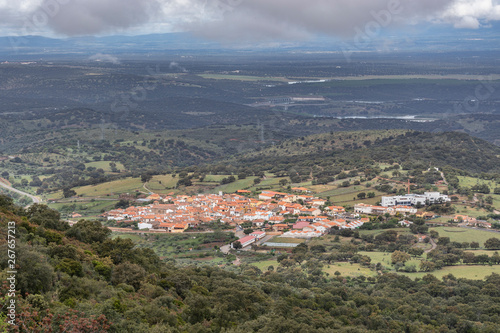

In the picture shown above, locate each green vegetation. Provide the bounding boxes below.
[4,196,500,332]
[430,227,497,247]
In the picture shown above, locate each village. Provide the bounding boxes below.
[101,188,471,249]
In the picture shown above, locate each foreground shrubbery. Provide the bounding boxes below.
[2,196,500,332]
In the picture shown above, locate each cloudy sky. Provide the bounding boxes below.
[1,0,499,41]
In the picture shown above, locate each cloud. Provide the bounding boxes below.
[188,0,457,41]
[169,61,187,72]
[441,0,500,28]
[89,53,120,64]
[0,0,500,39]
[43,0,162,36]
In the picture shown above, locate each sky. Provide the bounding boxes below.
[0,0,499,42]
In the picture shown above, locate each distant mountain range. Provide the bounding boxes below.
[1,24,500,60]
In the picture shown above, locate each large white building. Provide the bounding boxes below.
[381,192,450,207]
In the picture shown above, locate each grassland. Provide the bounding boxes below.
[198,74,289,82]
[457,176,499,189]
[250,260,279,271]
[267,237,305,244]
[323,262,376,278]
[111,231,237,266]
[84,161,125,172]
[398,265,500,280]
[430,227,499,247]
[70,177,143,198]
[146,175,179,191]
[207,177,258,194]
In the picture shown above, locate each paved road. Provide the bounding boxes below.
[425,237,437,253]
[0,178,42,205]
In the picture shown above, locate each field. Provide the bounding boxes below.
[64,177,144,199]
[84,161,125,172]
[250,260,279,271]
[207,177,258,194]
[198,74,288,82]
[48,199,117,218]
[146,174,179,191]
[111,231,237,265]
[457,176,499,189]
[399,265,500,280]
[358,228,412,237]
[267,237,305,244]
[430,226,500,247]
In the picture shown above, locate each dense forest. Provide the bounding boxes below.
[3,196,500,332]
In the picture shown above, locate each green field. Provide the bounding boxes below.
[112,232,237,264]
[208,177,258,194]
[147,174,179,191]
[457,176,498,189]
[48,199,117,217]
[250,260,279,271]
[358,228,411,237]
[267,237,305,244]
[323,262,376,278]
[399,265,500,280]
[198,74,288,82]
[430,227,499,247]
[73,177,144,198]
[84,161,125,172]
[453,205,492,218]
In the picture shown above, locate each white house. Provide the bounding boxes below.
[138,222,153,230]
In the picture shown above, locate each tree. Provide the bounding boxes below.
[27,204,67,231]
[232,241,242,249]
[111,262,146,291]
[391,250,411,265]
[484,238,500,250]
[115,199,130,209]
[437,237,450,246]
[367,192,376,198]
[462,252,476,264]
[279,179,288,187]
[419,261,436,272]
[141,174,153,183]
[243,228,254,235]
[63,188,77,198]
[494,187,500,195]
[66,220,111,244]
[408,247,425,257]
[357,192,366,200]
[470,241,480,249]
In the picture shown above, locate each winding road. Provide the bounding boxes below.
[0,178,42,205]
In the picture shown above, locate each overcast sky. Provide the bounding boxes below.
[0,0,499,41]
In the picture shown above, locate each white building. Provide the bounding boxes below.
[250,231,266,239]
[381,192,450,207]
[138,222,153,230]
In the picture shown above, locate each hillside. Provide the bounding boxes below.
[234,130,500,175]
[4,196,500,332]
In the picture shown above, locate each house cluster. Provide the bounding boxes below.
[454,214,492,228]
[381,192,450,207]
[103,191,367,237]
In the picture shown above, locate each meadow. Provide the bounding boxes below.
[430,226,500,247]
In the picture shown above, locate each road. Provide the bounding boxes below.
[0,178,42,206]
[425,237,437,253]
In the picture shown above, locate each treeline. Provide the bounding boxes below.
[174,131,500,187]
